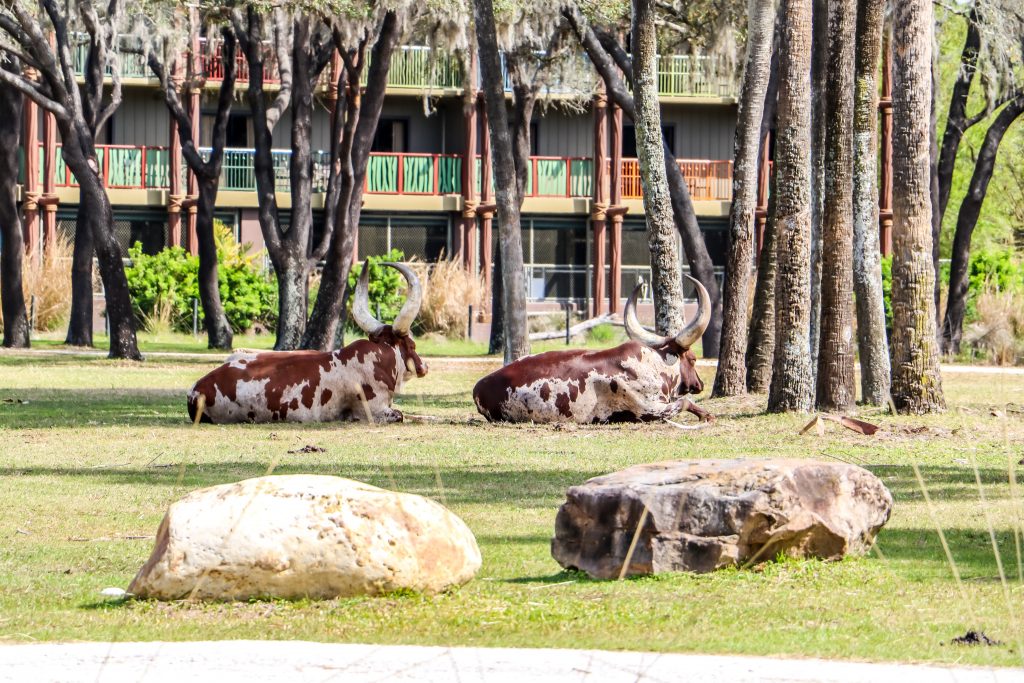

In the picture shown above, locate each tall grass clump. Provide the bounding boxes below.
[965,285,1024,365]
[21,234,73,331]
[412,256,484,339]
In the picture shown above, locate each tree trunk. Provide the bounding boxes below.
[767,0,814,413]
[941,94,1024,353]
[930,57,942,336]
[937,7,981,223]
[815,0,856,411]
[852,0,890,405]
[0,71,29,348]
[746,174,778,393]
[713,0,777,396]
[890,0,945,413]
[64,202,95,347]
[808,0,828,384]
[195,177,233,349]
[488,246,505,355]
[475,0,529,364]
[63,136,141,360]
[631,0,684,336]
[562,8,723,355]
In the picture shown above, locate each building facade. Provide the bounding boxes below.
[17,45,750,318]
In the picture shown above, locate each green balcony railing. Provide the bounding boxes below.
[361,46,464,90]
[47,145,170,189]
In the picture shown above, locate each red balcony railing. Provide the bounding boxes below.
[620,158,733,201]
[199,38,280,84]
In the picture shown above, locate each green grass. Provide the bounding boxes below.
[1,353,1023,667]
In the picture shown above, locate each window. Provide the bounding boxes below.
[622,124,676,157]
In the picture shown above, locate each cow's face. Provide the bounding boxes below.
[369,327,427,381]
[672,345,703,395]
[397,334,427,379]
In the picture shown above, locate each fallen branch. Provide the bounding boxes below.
[528,314,614,341]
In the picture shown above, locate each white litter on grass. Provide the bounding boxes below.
[99,587,127,598]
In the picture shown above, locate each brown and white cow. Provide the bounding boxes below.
[473,276,713,424]
[187,261,427,424]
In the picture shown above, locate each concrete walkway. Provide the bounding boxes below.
[0,641,1020,682]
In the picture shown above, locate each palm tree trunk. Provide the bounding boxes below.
[808,0,828,385]
[767,0,814,413]
[713,0,777,397]
[852,0,890,405]
[815,0,856,411]
[632,0,684,336]
[890,0,945,413]
[0,70,29,348]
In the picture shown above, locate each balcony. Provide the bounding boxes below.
[28,146,732,203]
[71,40,733,97]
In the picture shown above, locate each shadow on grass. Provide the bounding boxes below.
[0,461,608,509]
[869,464,1022,502]
[874,526,1024,580]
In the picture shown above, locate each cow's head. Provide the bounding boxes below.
[623,275,711,396]
[352,259,428,381]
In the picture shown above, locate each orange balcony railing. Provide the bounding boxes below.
[620,158,733,201]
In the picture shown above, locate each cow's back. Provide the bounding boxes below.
[473,343,649,422]
[188,350,337,423]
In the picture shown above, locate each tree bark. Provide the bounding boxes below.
[631,0,684,336]
[0,66,29,348]
[807,0,828,384]
[890,0,945,413]
[941,93,1024,353]
[713,0,777,396]
[767,0,814,413]
[150,30,236,350]
[746,173,778,393]
[302,14,400,351]
[851,0,891,405]
[937,7,981,224]
[563,7,723,355]
[815,0,856,411]
[475,0,529,364]
[64,203,95,347]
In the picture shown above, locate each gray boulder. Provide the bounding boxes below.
[551,459,893,578]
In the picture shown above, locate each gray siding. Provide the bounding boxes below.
[110,90,170,146]
[661,103,736,160]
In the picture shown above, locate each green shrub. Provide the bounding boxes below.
[125,222,276,334]
[881,255,893,333]
[344,249,407,333]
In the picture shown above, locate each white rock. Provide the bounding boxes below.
[128,475,481,600]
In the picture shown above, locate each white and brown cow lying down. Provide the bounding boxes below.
[473,276,713,424]
[187,261,426,424]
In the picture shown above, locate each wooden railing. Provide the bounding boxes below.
[50,145,171,189]
[620,159,733,201]
[36,146,733,202]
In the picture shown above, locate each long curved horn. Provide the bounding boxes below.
[352,258,385,336]
[385,261,423,335]
[624,283,672,348]
[675,274,711,349]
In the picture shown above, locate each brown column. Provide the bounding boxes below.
[185,12,201,255]
[167,59,184,249]
[22,94,40,257]
[42,112,57,248]
[478,95,494,298]
[879,32,894,257]
[755,131,770,257]
[608,102,624,314]
[591,93,609,316]
[459,52,479,271]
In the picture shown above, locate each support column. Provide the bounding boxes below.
[459,52,479,271]
[22,93,40,258]
[590,92,609,317]
[167,58,184,249]
[879,32,894,257]
[42,112,57,248]
[754,131,770,257]
[478,94,494,298]
[608,102,624,314]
